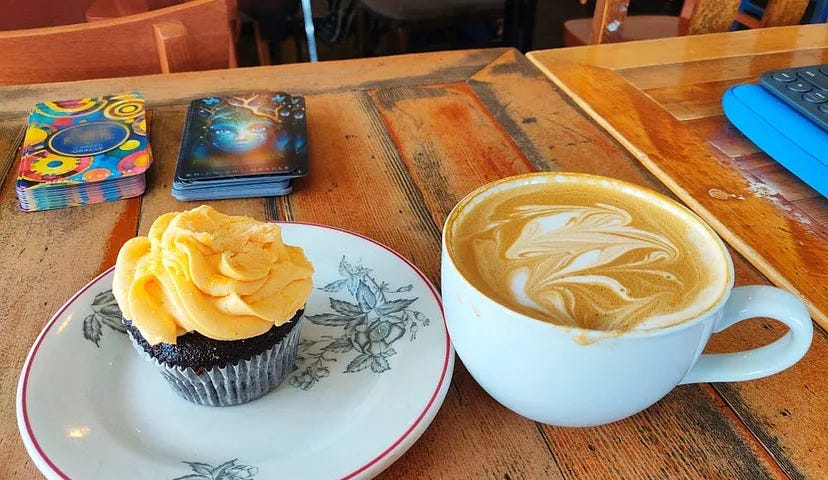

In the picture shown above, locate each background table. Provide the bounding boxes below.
[528,24,828,330]
[0,34,826,478]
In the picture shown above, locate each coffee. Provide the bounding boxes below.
[445,173,731,331]
[442,173,810,427]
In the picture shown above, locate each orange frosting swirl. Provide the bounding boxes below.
[113,206,313,345]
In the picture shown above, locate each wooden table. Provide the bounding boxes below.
[528,24,828,330]
[0,28,826,479]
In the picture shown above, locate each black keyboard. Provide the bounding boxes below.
[759,64,828,133]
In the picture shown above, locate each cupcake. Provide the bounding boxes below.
[112,205,313,406]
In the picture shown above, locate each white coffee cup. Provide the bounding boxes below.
[441,172,813,427]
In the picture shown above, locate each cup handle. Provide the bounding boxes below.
[679,285,813,385]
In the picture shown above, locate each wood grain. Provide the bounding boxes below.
[532,61,828,329]
[643,80,737,120]
[542,384,786,479]
[282,90,442,273]
[704,251,828,480]
[0,49,507,121]
[377,363,566,480]
[152,21,194,74]
[686,0,741,34]
[467,50,653,183]
[761,0,810,27]
[370,82,536,225]
[527,23,828,71]
[683,116,761,158]
[622,49,828,91]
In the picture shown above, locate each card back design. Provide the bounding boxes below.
[18,93,150,187]
[175,92,308,182]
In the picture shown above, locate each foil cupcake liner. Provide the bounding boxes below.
[127,319,302,407]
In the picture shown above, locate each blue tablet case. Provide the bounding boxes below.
[721,84,828,199]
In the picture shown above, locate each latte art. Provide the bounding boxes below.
[477,203,685,330]
[447,175,731,331]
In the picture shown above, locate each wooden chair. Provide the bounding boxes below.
[85,0,182,21]
[0,0,234,86]
[0,0,99,31]
[85,0,273,65]
[563,0,811,46]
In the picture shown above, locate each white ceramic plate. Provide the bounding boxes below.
[17,223,453,480]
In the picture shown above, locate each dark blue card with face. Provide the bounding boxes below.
[174,92,308,184]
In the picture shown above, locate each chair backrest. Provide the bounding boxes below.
[589,0,811,44]
[85,0,240,63]
[85,0,183,22]
[0,0,233,86]
[0,0,99,31]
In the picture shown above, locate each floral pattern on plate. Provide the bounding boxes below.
[290,256,432,390]
[172,459,258,480]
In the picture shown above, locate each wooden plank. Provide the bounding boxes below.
[0,122,24,192]
[526,24,828,71]
[467,50,656,185]
[541,384,786,479]
[0,49,508,122]
[368,82,537,225]
[687,0,741,34]
[643,81,731,121]
[533,61,828,330]
[792,196,828,227]
[683,116,761,159]
[761,0,810,27]
[279,90,443,268]
[378,361,566,480]
[282,90,564,479]
[732,153,828,204]
[152,21,195,74]
[621,49,828,91]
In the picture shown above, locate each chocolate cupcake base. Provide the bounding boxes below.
[125,314,303,407]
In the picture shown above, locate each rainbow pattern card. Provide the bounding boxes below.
[16,93,152,212]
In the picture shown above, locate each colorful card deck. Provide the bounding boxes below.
[16,93,151,212]
[172,92,308,201]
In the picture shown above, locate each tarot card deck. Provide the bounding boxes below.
[16,93,151,212]
[172,92,308,201]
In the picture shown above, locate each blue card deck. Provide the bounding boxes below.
[172,92,308,201]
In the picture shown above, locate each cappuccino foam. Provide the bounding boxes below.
[446,174,732,331]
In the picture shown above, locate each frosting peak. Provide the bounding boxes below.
[113,206,313,345]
